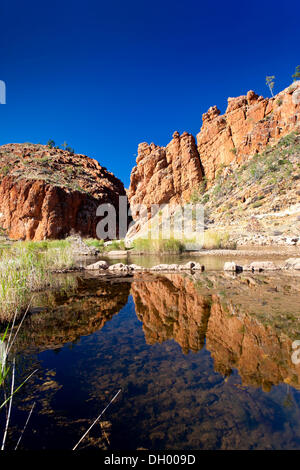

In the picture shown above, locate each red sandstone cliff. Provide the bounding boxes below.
[128,82,300,211]
[197,83,300,181]
[0,143,126,240]
[128,131,203,208]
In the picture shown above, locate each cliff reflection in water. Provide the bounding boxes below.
[20,271,300,393]
[11,270,300,449]
[131,272,300,391]
[17,276,131,352]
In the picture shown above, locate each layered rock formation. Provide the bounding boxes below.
[197,82,300,181]
[0,143,127,240]
[128,82,300,218]
[128,131,203,208]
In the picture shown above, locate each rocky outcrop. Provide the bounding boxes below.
[128,82,300,221]
[128,131,203,209]
[85,260,109,270]
[197,83,300,182]
[0,143,127,240]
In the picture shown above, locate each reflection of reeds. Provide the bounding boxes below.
[0,241,76,322]
[0,305,37,449]
[73,389,121,451]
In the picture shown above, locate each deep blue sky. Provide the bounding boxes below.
[1,0,299,187]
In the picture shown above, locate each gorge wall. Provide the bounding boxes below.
[128,82,300,213]
[0,143,127,240]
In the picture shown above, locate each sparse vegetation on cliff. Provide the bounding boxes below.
[192,131,300,211]
[266,75,275,96]
[0,143,127,240]
[292,65,300,81]
[187,130,300,245]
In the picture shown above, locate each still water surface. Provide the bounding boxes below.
[4,265,300,450]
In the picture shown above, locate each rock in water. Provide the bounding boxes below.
[224,262,237,272]
[85,260,109,270]
[249,261,280,271]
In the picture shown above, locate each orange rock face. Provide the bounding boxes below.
[0,143,126,240]
[131,274,211,353]
[197,83,300,182]
[128,82,300,210]
[128,131,203,208]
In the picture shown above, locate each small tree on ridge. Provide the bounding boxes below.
[292,65,300,81]
[266,75,275,97]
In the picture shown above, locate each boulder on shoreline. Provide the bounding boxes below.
[248,261,280,272]
[108,263,133,273]
[128,264,146,271]
[150,262,205,272]
[224,262,242,272]
[283,258,300,270]
[85,260,109,270]
[223,260,277,272]
[224,260,284,272]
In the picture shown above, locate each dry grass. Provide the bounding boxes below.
[202,231,236,249]
[132,237,185,253]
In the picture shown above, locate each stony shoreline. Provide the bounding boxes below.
[82,257,300,274]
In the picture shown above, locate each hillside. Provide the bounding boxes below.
[0,143,126,240]
[193,131,300,246]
